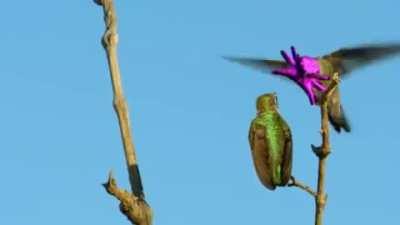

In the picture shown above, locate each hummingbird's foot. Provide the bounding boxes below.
[287,176,296,186]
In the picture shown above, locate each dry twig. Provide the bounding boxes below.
[312,72,340,225]
[288,176,317,197]
[287,73,339,225]
[94,0,152,224]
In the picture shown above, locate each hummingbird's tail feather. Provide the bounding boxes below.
[328,105,351,133]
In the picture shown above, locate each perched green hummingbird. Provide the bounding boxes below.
[248,93,292,190]
[226,43,400,132]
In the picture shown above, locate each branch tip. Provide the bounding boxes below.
[108,170,114,180]
[321,72,340,102]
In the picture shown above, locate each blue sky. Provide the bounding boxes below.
[1,0,399,224]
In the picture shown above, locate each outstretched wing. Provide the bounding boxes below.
[322,43,400,76]
[223,56,288,75]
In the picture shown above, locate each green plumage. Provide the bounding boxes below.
[248,93,292,190]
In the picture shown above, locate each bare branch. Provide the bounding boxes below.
[312,72,340,225]
[94,1,152,224]
[288,176,317,197]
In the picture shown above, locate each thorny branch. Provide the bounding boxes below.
[94,0,152,224]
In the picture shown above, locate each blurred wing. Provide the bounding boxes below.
[322,43,400,76]
[223,56,288,75]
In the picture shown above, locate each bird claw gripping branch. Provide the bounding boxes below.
[272,46,330,105]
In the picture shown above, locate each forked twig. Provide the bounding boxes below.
[94,1,152,224]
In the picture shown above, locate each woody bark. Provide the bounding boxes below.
[94,1,153,224]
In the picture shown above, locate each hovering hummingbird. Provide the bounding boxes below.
[248,93,292,190]
[225,43,400,132]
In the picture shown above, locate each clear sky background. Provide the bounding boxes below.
[1,0,399,224]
